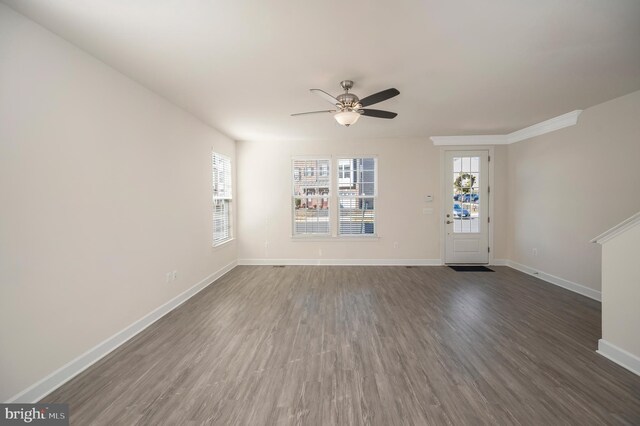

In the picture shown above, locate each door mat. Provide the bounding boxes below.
[448,265,494,272]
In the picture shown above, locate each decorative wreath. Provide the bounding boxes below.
[454,173,476,192]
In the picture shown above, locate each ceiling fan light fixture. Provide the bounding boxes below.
[334,110,361,127]
[293,81,399,125]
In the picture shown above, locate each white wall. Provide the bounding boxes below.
[236,138,508,263]
[506,90,640,292]
[0,4,236,402]
[601,220,640,359]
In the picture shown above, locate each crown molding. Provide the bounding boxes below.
[507,110,582,143]
[591,211,640,244]
[430,135,508,146]
[431,110,583,146]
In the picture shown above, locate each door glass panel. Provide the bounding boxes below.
[452,156,480,233]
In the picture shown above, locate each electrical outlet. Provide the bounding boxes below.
[393,242,399,249]
[172,270,178,280]
[532,248,538,257]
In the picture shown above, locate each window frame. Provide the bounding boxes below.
[337,157,378,237]
[291,157,332,237]
[291,156,378,239]
[212,152,233,247]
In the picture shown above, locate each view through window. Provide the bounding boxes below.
[292,157,376,236]
[212,152,232,245]
[452,156,480,233]
[338,158,376,235]
[292,159,331,235]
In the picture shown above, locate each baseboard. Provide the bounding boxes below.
[597,339,640,376]
[506,260,601,301]
[238,258,443,266]
[491,259,509,266]
[6,260,238,403]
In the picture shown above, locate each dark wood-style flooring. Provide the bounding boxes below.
[43,266,640,425]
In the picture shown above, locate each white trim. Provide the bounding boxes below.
[238,258,442,266]
[6,261,238,403]
[430,135,509,146]
[439,150,445,262]
[212,237,236,250]
[212,152,233,246]
[439,147,494,265]
[291,156,332,237]
[591,212,640,244]
[431,110,583,146]
[506,260,601,301]
[336,156,378,238]
[291,236,380,242]
[507,110,582,143]
[212,236,234,248]
[488,150,495,266]
[240,258,510,267]
[597,339,640,377]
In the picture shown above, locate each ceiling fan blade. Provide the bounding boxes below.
[291,110,336,116]
[310,89,341,106]
[360,109,397,119]
[359,88,400,107]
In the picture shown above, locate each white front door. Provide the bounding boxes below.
[444,150,489,264]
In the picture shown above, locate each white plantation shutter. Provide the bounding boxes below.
[212,153,232,246]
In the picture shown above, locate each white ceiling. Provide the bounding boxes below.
[4,0,640,141]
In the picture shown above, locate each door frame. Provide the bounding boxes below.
[439,146,495,265]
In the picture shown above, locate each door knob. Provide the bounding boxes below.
[446,220,453,224]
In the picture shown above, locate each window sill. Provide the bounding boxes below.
[212,237,235,249]
[291,235,379,242]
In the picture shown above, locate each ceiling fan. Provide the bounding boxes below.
[291,80,399,127]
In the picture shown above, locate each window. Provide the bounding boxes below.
[292,159,330,235]
[338,158,376,235]
[212,152,232,246]
[338,160,352,182]
[291,157,377,237]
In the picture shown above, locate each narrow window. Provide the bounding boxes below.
[338,158,377,235]
[212,152,232,246]
[292,158,331,235]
